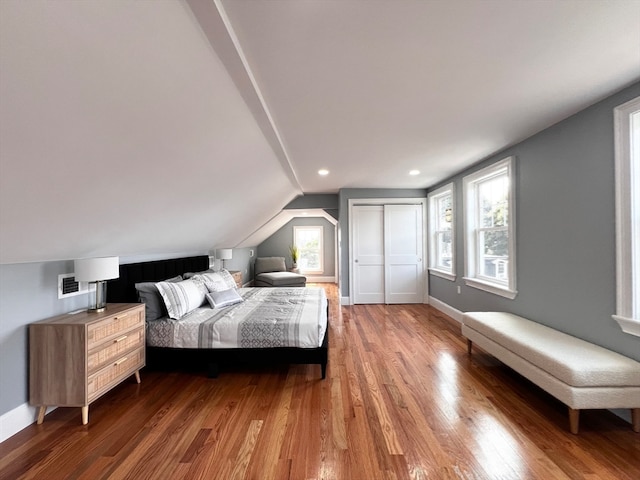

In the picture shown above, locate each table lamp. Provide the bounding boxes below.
[74,256,120,312]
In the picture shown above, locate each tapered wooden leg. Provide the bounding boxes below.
[134,370,141,384]
[467,339,473,355]
[36,406,46,424]
[632,408,639,433]
[81,405,89,425]
[569,407,580,434]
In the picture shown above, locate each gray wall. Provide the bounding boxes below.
[284,194,339,220]
[428,81,640,361]
[0,248,257,417]
[258,217,336,276]
[285,193,339,210]
[338,188,428,297]
[219,247,256,285]
[0,261,88,415]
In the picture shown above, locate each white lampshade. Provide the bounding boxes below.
[216,249,233,260]
[74,257,120,282]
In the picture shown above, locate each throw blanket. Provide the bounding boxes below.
[146,287,328,349]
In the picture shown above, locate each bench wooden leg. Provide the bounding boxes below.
[467,339,472,355]
[632,408,639,433]
[569,407,580,434]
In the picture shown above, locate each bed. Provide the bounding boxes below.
[107,255,329,379]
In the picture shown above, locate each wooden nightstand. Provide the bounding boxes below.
[229,270,243,288]
[29,303,145,425]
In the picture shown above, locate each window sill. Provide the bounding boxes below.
[612,315,640,337]
[428,269,456,282]
[463,277,517,299]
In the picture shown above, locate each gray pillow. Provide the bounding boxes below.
[206,288,244,308]
[135,275,182,321]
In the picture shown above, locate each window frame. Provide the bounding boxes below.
[613,96,640,336]
[293,225,324,274]
[463,156,517,299]
[428,183,456,281]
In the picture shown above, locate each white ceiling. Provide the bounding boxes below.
[1,0,639,264]
[218,0,640,191]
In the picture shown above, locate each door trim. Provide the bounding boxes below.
[348,197,428,305]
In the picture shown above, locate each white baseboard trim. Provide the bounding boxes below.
[428,296,464,323]
[340,296,351,306]
[306,276,336,283]
[0,403,56,443]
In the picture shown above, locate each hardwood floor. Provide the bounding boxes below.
[1,284,639,479]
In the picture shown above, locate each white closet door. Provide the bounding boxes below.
[384,204,424,304]
[352,205,385,304]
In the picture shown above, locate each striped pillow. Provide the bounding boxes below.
[192,270,237,293]
[156,279,205,320]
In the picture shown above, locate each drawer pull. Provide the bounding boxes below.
[114,357,128,366]
[114,335,128,343]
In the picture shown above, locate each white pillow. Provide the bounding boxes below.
[193,270,237,292]
[206,288,244,308]
[156,279,205,320]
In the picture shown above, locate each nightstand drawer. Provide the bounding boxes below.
[88,327,144,373]
[87,309,144,347]
[88,349,144,402]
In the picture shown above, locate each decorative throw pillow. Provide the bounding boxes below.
[156,279,205,320]
[192,270,237,293]
[135,275,182,321]
[183,268,215,279]
[206,288,244,308]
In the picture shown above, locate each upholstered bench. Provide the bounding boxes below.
[254,256,307,287]
[462,311,640,434]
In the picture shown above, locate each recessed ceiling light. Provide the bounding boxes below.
[409,170,420,176]
[318,169,329,176]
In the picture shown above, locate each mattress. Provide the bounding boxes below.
[146,287,328,349]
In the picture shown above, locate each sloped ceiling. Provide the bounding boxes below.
[0,0,300,264]
[1,0,639,264]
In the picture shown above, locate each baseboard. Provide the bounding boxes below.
[428,296,463,323]
[305,276,336,283]
[340,296,351,306]
[0,403,55,443]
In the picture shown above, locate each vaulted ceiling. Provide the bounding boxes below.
[1,0,638,264]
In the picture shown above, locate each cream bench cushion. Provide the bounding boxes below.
[462,311,640,433]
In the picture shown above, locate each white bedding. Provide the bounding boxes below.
[146,287,328,349]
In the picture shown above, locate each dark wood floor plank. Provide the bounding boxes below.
[2,284,639,480]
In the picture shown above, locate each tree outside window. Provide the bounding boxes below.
[463,156,517,299]
[428,183,455,280]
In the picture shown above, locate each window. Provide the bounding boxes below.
[428,183,455,280]
[613,96,640,336]
[463,156,517,298]
[294,226,323,274]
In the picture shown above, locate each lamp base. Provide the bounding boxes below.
[87,281,108,313]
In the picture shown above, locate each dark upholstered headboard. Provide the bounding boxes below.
[107,255,209,303]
